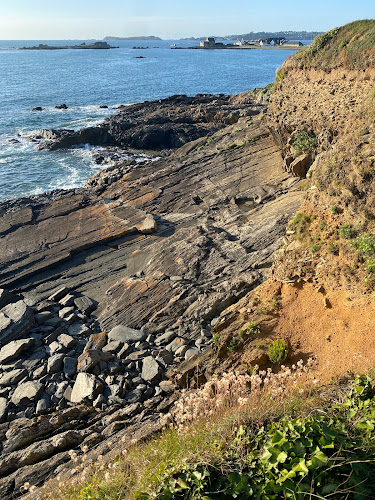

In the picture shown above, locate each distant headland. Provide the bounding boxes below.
[104,36,162,41]
[20,41,117,50]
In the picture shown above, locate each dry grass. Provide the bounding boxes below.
[31,359,323,500]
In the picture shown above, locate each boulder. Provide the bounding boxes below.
[70,373,103,403]
[136,214,157,234]
[108,325,146,344]
[57,334,77,349]
[47,354,65,374]
[0,397,7,423]
[0,338,35,364]
[0,301,35,345]
[0,289,17,310]
[141,356,162,383]
[36,394,51,414]
[0,368,27,386]
[74,296,96,316]
[290,153,311,178]
[63,356,77,376]
[77,349,113,372]
[84,332,107,351]
[11,381,44,405]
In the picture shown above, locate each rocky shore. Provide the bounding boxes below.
[0,92,303,497]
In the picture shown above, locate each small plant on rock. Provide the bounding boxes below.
[268,339,288,364]
[292,130,318,154]
[339,223,355,239]
[227,337,238,353]
[212,333,220,345]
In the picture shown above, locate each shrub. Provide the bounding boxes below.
[245,321,260,336]
[339,223,355,239]
[212,333,220,345]
[328,241,340,255]
[268,339,288,364]
[353,233,375,258]
[292,131,318,154]
[227,337,238,352]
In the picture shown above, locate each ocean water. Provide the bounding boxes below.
[0,39,297,201]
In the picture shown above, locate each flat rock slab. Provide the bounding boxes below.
[0,300,34,345]
[108,325,146,344]
[74,296,96,316]
[0,368,27,386]
[11,381,44,405]
[0,338,35,364]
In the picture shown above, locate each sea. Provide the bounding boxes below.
[0,39,301,202]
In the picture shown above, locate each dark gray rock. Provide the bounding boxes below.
[0,368,27,386]
[102,341,121,354]
[22,349,47,370]
[0,338,35,364]
[59,294,75,307]
[48,287,70,302]
[0,289,18,310]
[35,311,54,325]
[36,394,51,414]
[57,334,77,349]
[11,381,44,405]
[155,330,176,346]
[47,354,65,374]
[63,356,77,376]
[74,296,96,316]
[0,301,35,345]
[108,325,146,344]
[141,356,162,383]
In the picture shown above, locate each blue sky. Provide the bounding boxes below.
[0,0,374,39]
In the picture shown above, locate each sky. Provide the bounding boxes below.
[0,0,374,40]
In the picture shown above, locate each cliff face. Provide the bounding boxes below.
[196,21,375,388]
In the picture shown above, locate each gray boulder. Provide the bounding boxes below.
[0,300,35,344]
[0,397,8,423]
[36,394,51,414]
[74,296,96,316]
[11,381,44,405]
[108,325,146,344]
[0,338,35,364]
[141,356,162,383]
[70,373,103,403]
[0,368,27,386]
[0,289,17,310]
[63,356,77,376]
[47,354,65,374]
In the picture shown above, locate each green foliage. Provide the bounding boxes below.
[292,130,318,154]
[275,68,285,83]
[328,241,340,255]
[243,321,261,337]
[138,375,375,500]
[227,337,238,353]
[284,20,375,70]
[268,339,288,364]
[289,212,313,239]
[353,232,375,258]
[330,204,339,214]
[212,333,220,345]
[339,223,355,239]
[310,243,321,254]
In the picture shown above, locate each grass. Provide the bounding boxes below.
[284,20,375,70]
[48,367,324,500]
[47,370,375,500]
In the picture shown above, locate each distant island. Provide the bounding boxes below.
[104,36,162,41]
[20,41,117,50]
[181,31,323,41]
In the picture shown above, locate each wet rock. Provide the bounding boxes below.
[0,300,34,345]
[32,106,44,111]
[11,381,44,405]
[108,325,146,344]
[141,356,162,383]
[0,338,35,364]
[55,103,68,109]
[70,373,103,403]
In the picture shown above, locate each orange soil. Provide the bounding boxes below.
[262,280,375,383]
